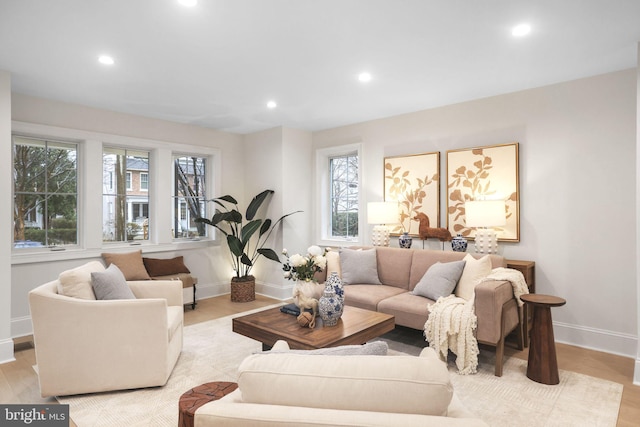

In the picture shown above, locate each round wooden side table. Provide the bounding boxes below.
[178,381,238,427]
[520,294,566,385]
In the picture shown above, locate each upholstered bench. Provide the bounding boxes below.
[102,250,198,309]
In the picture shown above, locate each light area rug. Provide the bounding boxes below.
[58,306,622,427]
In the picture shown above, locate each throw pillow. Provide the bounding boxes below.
[142,256,191,277]
[91,264,137,300]
[58,261,104,300]
[102,250,151,280]
[325,250,342,277]
[339,248,381,285]
[455,254,492,300]
[270,341,388,356]
[412,260,466,300]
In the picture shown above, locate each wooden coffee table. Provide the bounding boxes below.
[233,305,395,350]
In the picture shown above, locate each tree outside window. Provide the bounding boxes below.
[13,136,78,248]
[330,153,359,238]
[173,155,207,238]
[102,148,149,242]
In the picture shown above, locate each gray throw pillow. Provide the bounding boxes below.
[339,248,382,285]
[270,341,388,356]
[412,260,466,300]
[91,264,136,300]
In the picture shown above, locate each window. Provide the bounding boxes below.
[13,135,78,248]
[140,172,148,191]
[173,155,207,239]
[329,153,359,239]
[102,147,149,242]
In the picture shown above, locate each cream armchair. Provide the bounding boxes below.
[29,279,183,397]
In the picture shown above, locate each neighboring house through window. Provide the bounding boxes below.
[173,155,207,239]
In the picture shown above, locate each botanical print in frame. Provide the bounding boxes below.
[384,152,440,236]
[446,142,519,241]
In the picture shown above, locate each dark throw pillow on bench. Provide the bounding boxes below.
[143,256,191,277]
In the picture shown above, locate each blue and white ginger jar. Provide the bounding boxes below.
[319,273,344,327]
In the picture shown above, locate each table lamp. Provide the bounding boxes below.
[367,202,398,247]
[465,200,506,254]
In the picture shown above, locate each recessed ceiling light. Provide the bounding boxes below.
[98,55,115,65]
[266,101,277,109]
[178,0,197,7]
[512,23,531,37]
[358,72,372,83]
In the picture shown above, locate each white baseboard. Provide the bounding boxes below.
[0,338,16,365]
[11,315,33,338]
[554,321,637,358]
[256,280,292,301]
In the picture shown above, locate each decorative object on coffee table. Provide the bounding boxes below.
[318,280,344,326]
[297,312,314,328]
[451,234,468,252]
[178,381,238,427]
[282,245,327,307]
[195,189,300,303]
[325,271,344,304]
[520,293,566,385]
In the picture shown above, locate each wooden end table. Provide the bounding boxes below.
[178,381,238,427]
[520,294,566,385]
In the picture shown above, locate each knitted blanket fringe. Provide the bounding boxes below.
[424,267,530,375]
[424,294,479,375]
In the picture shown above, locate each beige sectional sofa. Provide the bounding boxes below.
[321,246,522,376]
[195,340,489,426]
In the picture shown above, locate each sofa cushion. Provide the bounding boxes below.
[102,250,152,280]
[412,260,466,300]
[375,246,414,289]
[237,348,453,416]
[58,261,104,300]
[377,291,434,330]
[343,284,406,311]
[455,254,492,300]
[339,248,381,285]
[143,256,191,277]
[91,264,137,300]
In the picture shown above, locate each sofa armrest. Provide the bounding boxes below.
[128,280,183,306]
[474,279,517,344]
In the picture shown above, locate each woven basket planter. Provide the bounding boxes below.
[230,276,255,302]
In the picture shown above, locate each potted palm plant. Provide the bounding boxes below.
[196,189,299,302]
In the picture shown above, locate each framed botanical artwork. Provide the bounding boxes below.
[384,152,440,236]
[446,143,519,241]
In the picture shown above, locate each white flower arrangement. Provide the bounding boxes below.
[282,245,328,282]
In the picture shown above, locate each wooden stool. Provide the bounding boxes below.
[520,294,566,385]
[178,381,238,427]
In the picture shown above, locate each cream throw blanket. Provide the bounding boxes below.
[424,268,529,375]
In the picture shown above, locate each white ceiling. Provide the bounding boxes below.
[1,0,639,134]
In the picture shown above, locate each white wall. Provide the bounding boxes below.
[243,127,313,299]
[0,71,15,363]
[9,93,246,339]
[635,43,640,385]
[313,69,638,358]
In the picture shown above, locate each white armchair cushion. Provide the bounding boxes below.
[58,260,104,299]
[237,347,453,416]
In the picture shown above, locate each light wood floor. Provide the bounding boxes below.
[2,294,639,426]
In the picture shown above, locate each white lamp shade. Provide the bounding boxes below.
[465,200,506,227]
[367,202,398,225]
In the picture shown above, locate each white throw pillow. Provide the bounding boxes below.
[339,248,381,285]
[325,250,342,277]
[455,254,492,300]
[58,261,104,300]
